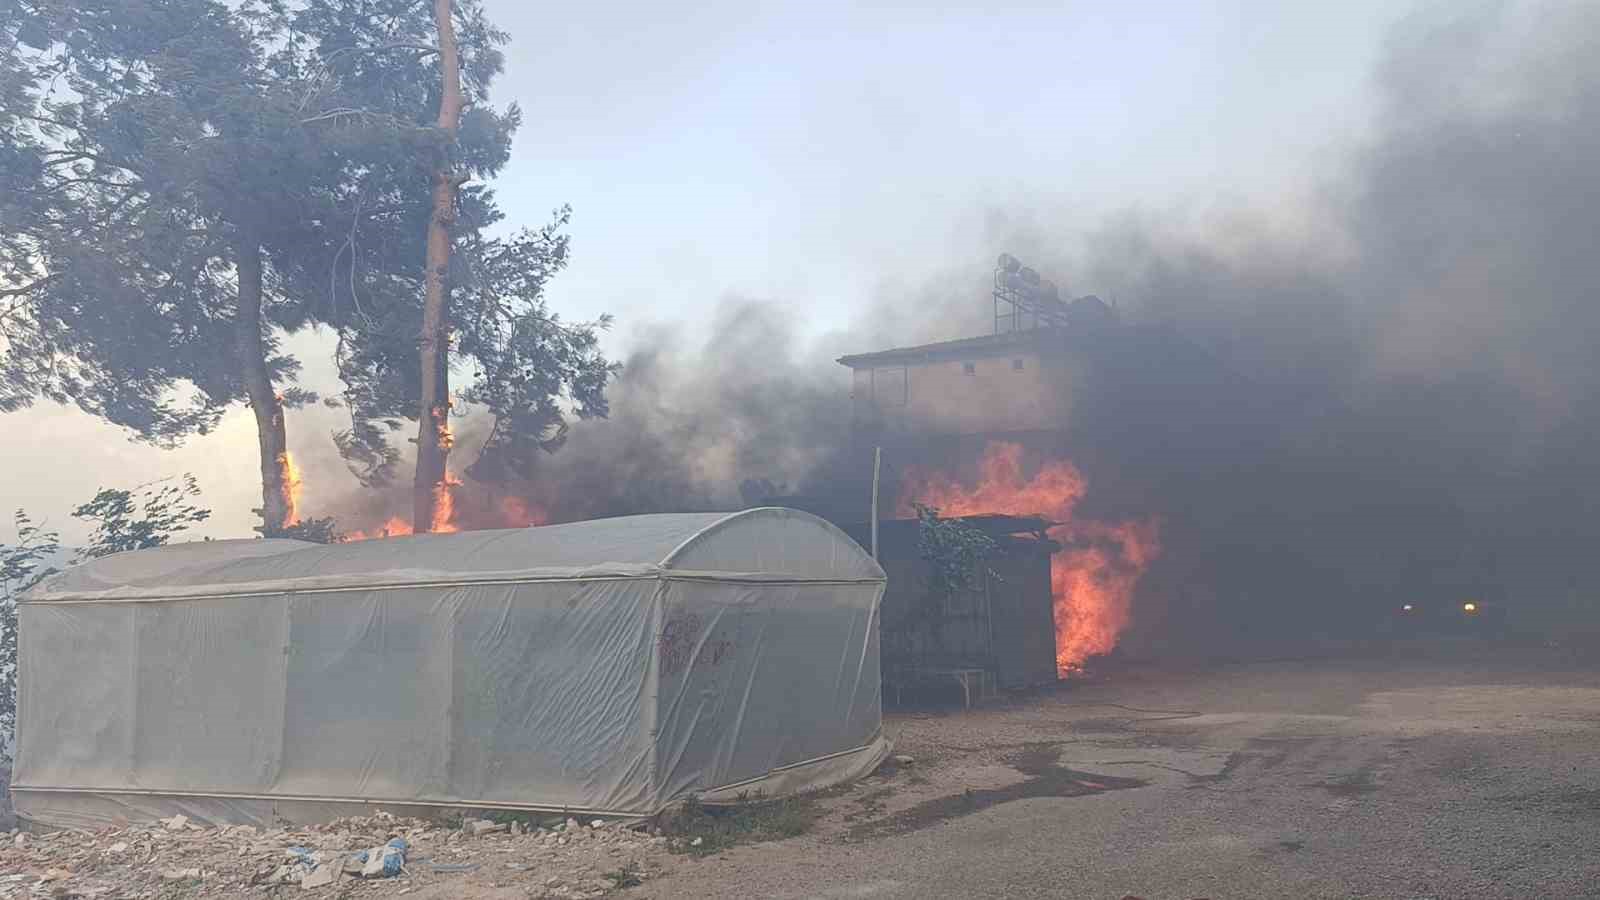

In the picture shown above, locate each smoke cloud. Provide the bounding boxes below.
[1040,1,1600,653]
[329,1,1600,657]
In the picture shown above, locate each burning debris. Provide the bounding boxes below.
[899,442,1159,676]
[340,474,548,540]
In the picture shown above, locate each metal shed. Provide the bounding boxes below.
[839,516,1060,698]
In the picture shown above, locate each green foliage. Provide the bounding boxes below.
[3,0,616,514]
[460,207,618,481]
[656,793,822,856]
[0,0,313,442]
[277,1,619,487]
[1,477,208,760]
[914,504,1000,602]
[0,511,61,763]
[262,516,342,544]
[72,474,211,561]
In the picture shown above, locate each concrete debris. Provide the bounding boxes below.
[893,755,917,766]
[298,862,338,889]
[0,812,669,899]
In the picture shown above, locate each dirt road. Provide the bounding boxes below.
[638,642,1600,899]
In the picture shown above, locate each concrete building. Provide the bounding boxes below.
[835,254,1118,472]
[837,329,1083,440]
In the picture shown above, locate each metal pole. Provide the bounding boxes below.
[870,446,882,560]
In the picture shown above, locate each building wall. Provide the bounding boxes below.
[850,349,1083,437]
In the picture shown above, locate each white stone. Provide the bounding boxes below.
[300,864,338,889]
[162,815,189,832]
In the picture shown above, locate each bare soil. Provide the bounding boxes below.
[633,639,1600,899]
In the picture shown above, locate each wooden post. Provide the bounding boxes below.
[871,446,882,560]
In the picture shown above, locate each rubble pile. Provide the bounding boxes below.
[0,812,670,899]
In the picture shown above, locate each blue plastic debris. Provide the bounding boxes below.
[351,837,408,878]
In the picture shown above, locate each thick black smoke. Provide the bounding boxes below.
[1040,1,1600,654]
[523,301,858,518]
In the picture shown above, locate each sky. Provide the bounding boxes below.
[5,0,1407,543]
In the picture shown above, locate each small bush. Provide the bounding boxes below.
[656,793,822,856]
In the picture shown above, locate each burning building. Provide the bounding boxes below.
[827,255,1160,682]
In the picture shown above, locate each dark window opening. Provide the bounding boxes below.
[1013,358,1025,371]
[962,362,976,375]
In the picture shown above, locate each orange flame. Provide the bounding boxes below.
[339,408,555,541]
[898,442,1160,677]
[430,472,462,534]
[345,517,414,541]
[277,451,302,527]
[343,477,549,541]
[498,496,549,528]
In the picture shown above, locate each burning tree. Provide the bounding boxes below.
[1,0,614,537]
[276,0,617,532]
[0,0,357,535]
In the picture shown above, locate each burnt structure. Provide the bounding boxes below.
[771,255,1124,697]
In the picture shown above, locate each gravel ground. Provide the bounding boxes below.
[0,812,675,898]
[633,640,1600,899]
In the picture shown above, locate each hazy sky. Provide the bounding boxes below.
[7,1,1406,542]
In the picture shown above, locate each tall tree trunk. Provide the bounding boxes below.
[236,234,293,535]
[414,0,464,532]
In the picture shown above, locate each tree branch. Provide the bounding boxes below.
[323,41,440,62]
[0,273,59,299]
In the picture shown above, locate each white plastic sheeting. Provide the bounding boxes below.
[12,509,889,829]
